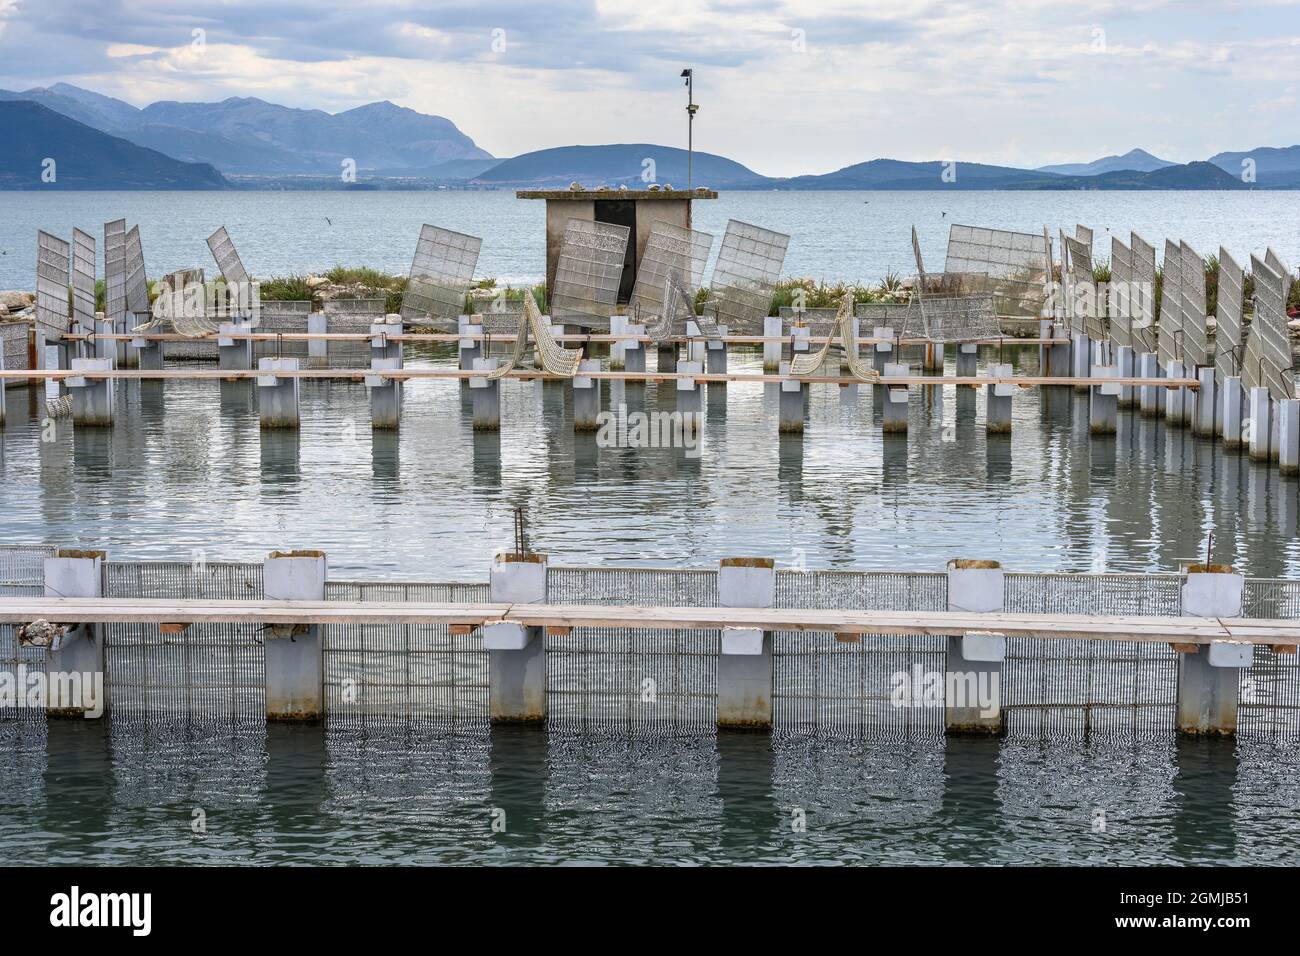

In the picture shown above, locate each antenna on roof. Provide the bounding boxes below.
[681,69,697,191]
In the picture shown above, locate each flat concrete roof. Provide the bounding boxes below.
[516,189,718,200]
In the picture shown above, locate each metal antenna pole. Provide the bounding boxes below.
[682,69,696,191]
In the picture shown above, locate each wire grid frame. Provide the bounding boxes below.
[123,225,149,318]
[1244,254,1295,401]
[103,219,127,322]
[35,231,70,339]
[772,570,948,739]
[1239,578,1300,741]
[102,561,266,727]
[1002,572,1181,738]
[1178,241,1211,369]
[253,305,311,361]
[778,305,839,336]
[1157,239,1183,368]
[1108,236,1134,350]
[1129,232,1159,353]
[70,228,96,330]
[1,321,28,371]
[1215,247,1245,383]
[550,219,629,328]
[918,294,999,342]
[629,221,712,313]
[323,581,490,727]
[0,546,56,722]
[855,300,918,340]
[707,219,790,334]
[206,226,249,286]
[1064,234,1104,342]
[942,224,1051,319]
[401,224,481,324]
[320,308,378,367]
[544,567,719,735]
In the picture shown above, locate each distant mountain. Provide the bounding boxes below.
[1207,145,1300,187]
[1012,161,1246,190]
[773,158,1062,190]
[0,84,492,175]
[0,101,228,189]
[1037,148,1176,176]
[472,144,768,189]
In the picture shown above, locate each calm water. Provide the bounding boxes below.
[3,188,1300,866]
[1,189,1299,290]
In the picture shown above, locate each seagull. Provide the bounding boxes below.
[325,217,333,226]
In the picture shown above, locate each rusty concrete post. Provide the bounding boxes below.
[1177,567,1249,735]
[945,559,1005,734]
[716,557,775,731]
[44,549,108,719]
[263,550,327,722]
[487,552,548,723]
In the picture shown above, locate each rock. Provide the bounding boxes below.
[0,290,34,310]
[0,304,8,317]
[305,276,330,290]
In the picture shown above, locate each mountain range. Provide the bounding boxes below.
[2,83,1299,190]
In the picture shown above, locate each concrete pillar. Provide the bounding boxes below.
[1270,400,1281,463]
[1044,321,1071,382]
[945,560,1005,734]
[308,313,328,363]
[1248,386,1271,462]
[93,314,114,362]
[469,357,501,430]
[882,362,909,433]
[1192,366,1216,437]
[789,324,811,367]
[956,342,977,378]
[67,358,114,426]
[622,323,646,375]
[685,321,707,366]
[609,315,626,370]
[717,557,775,731]
[1116,345,1135,408]
[1071,334,1091,391]
[132,335,164,371]
[487,553,548,723]
[218,322,254,371]
[1177,569,1249,735]
[0,375,5,426]
[706,325,728,378]
[371,316,403,365]
[263,550,327,722]
[1165,361,1187,426]
[458,316,481,372]
[872,326,894,376]
[44,549,107,719]
[762,316,782,372]
[1089,365,1119,435]
[1223,377,1244,450]
[923,341,944,372]
[777,360,805,434]
[1138,353,1161,417]
[1278,399,1300,476]
[118,317,139,369]
[366,357,403,429]
[573,358,601,431]
[676,359,703,420]
[657,342,679,373]
[986,362,1013,434]
[257,357,300,429]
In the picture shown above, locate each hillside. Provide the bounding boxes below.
[0,101,229,189]
[472,144,768,188]
[1037,148,1175,176]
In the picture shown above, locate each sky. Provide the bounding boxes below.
[0,0,1296,177]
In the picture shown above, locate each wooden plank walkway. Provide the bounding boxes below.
[0,368,1199,389]
[0,598,1288,645]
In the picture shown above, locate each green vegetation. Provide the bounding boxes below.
[767,277,910,314]
[259,275,316,302]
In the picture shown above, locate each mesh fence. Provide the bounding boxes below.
[0,547,56,721]
[323,580,490,728]
[1215,248,1245,383]
[2,321,27,372]
[629,221,713,314]
[401,225,481,325]
[551,219,629,328]
[101,561,265,727]
[104,219,127,323]
[545,567,719,734]
[707,219,789,334]
[35,231,70,339]
[1244,254,1295,401]
[942,224,1050,319]
[206,226,249,286]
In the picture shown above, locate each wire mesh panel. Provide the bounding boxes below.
[1129,233,1159,353]
[918,295,999,341]
[1064,235,1104,342]
[400,224,481,326]
[103,219,126,323]
[707,219,789,334]
[323,581,489,727]
[253,303,311,361]
[551,219,629,329]
[0,547,56,722]
[1179,241,1211,369]
[1109,237,1133,350]
[70,228,96,331]
[123,225,149,321]
[1001,572,1181,738]
[942,224,1051,319]
[102,561,265,726]
[0,545,54,596]
[206,226,249,286]
[1240,578,1300,740]
[545,567,719,734]
[773,570,948,738]
[319,304,378,367]
[855,301,918,339]
[1157,239,1183,367]
[1,321,28,372]
[1215,248,1245,383]
[1244,254,1295,401]
[629,221,712,314]
[35,231,70,340]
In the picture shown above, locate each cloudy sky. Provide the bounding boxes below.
[0,0,1296,176]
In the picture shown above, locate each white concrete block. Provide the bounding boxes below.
[1207,641,1254,669]
[482,621,530,651]
[721,627,764,656]
[961,631,1007,663]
